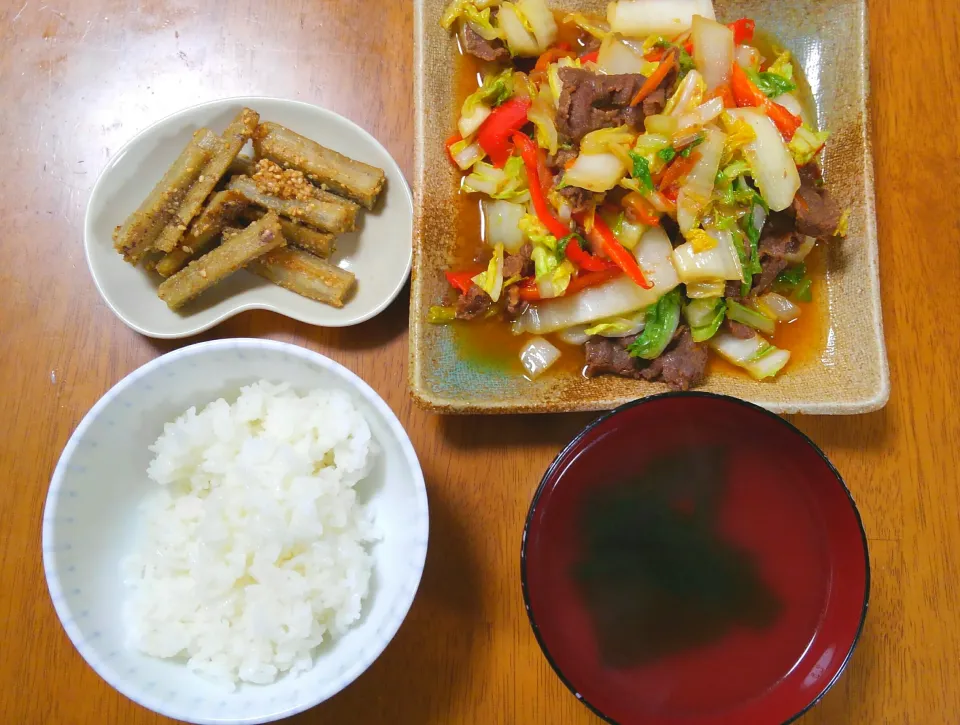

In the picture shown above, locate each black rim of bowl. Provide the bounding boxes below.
[519,391,871,725]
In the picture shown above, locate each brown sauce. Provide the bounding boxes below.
[447,27,828,381]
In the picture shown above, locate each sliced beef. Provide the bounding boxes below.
[583,328,708,391]
[503,243,535,279]
[725,280,744,300]
[791,163,841,238]
[725,319,755,340]
[505,285,526,316]
[460,24,509,63]
[557,184,593,213]
[584,335,644,379]
[753,256,788,296]
[640,327,709,391]
[556,67,648,141]
[660,215,682,247]
[546,147,579,170]
[752,213,804,295]
[758,221,804,258]
[455,283,493,321]
[641,88,667,116]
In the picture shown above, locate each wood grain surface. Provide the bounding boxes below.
[0,1,957,723]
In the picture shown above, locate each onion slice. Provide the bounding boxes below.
[691,14,734,91]
[520,337,562,379]
[758,292,801,322]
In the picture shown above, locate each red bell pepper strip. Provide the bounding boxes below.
[445,270,479,295]
[535,147,554,200]
[730,63,802,141]
[512,131,571,239]
[477,98,532,167]
[517,268,622,302]
[727,18,756,44]
[564,232,617,272]
[580,49,599,63]
[444,132,462,166]
[514,132,615,273]
[569,211,619,271]
[762,99,803,141]
[629,50,677,107]
[588,214,653,289]
[535,46,576,72]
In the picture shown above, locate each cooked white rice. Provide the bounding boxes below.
[122,380,378,688]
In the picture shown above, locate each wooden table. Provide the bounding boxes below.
[1,1,957,723]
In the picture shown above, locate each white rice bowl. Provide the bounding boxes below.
[122,380,379,689]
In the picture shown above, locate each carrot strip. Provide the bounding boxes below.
[629,50,677,107]
[622,192,662,226]
[535,46,576,72]
[658,152,701,191]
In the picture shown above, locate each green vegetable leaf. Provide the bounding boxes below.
[685,297,726,343]
[627,289,682,360]
[519,214,559,250]
[788,124,830,166]
[746,69,797,99]
[532,245,560,279]
[442,0,495,34]
[715,172,762,208]
[774,263,812,302]
[462,68,514,117]
[471,243,505,302]
[738,217,763,296]
[585,310,646,337]
[611,212,625,237]
[657,147,677,164]
[629,152,655,191]
[776,263,806,287]
[713,210,738,232]
[768,51,795,81]
[679,134,705,158]
[678,48,696,76]
[726,299,776,335]
[737,176,768,212]
[743,209,761,247]
[557,233,584,257]
[489,156,530,200]
[719,160,750,182]
[532,242,576,296]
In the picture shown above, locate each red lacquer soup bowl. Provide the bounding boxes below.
[521,393,869,725]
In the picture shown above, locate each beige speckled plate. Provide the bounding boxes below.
[411,0,888,415]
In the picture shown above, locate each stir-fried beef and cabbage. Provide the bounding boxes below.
[435,0,846,390]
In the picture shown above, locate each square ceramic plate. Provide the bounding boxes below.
[411,0,888,415]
